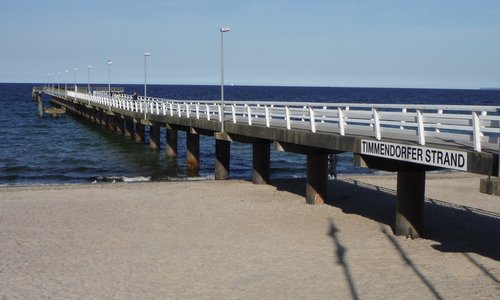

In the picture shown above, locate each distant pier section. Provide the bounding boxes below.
[36,86,500,238]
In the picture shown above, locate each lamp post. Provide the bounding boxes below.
[47,73,50,91]
[87,65,92,93]
[220,26,230,132]
[107,59,112,96]
[57,71,61,93]
[65,70,68,98]
[144,52,151,100]
[74,68,78,91]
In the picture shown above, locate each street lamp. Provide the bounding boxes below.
[144,52,151,100]
[107,59,112,96]
[57,71,61,93]
[74,68,78,91]
[64,70,68,97]
[220,26,230,132]
[87,65,92,93]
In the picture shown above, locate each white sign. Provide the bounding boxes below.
[360,139,467,171]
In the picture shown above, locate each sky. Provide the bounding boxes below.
[1,0,499,89]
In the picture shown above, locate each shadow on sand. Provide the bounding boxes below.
[271,177,500,262]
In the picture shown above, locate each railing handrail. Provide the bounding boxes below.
[43,88,500,153]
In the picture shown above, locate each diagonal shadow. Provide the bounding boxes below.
[328,218,360,300]
[463,253,499,284]
[271,178,500,261]
[381,226,444,300]
[332,179,500,261]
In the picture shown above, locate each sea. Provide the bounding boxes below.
[1,83,499,186]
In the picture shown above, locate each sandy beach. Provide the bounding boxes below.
[1,173,499,299]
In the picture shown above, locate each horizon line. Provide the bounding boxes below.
[1,81,493,91]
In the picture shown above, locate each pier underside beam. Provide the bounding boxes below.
[252,141,271,184]
[396,171,426,238]
[149,125,161,151]
[306,153,328,205]
[135,122,145,143]
[215,138,230,180]
[166,128,178,158]
[187,131,200,170]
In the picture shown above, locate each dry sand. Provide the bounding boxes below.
[0,173,499,299]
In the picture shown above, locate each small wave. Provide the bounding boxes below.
[122,176,151,182]
[94,176,151,183]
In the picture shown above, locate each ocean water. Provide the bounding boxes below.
[0,83,499,186]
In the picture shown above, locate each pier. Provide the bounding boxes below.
[38,86,499,238]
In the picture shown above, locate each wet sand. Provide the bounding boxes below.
[1,173,499,299]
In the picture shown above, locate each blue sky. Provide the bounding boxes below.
[1,0,499,88]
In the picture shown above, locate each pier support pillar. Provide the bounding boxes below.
[107,115,116,131]
[124,118,134,138]
[252,141,271,184]
[306,153,328,204]
[37,94,43,118]
[149,125,161,151]
[215,139,230,180]
[89,108,99,123]
[395,171,426,239]
[135,122,146,143]
[94,109,102,125]
[187,131,200,170]
[166,129,178,158]
[93,109,99,124]
[101,111,107,127]
[115,116,124,135]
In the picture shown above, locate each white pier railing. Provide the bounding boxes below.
[47,89,500,153]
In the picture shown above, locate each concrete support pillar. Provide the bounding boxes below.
[395,171,426,238]
[306,153,328,204]
[135,122,146,143]
[186,131,200,170]
[116,116,124,135]
[252,141,271,184]
[87,108,92,121]
[83,107,89,120]
[37,94,43,118]
[101,111,107,127]
[93,109,100,124]
[124,118,134,138]
[149,125,161,151]
[94,110,101,125]
[107,115,116,131]
[91,109,97,123]
[166,129,178,158]
[102,113,108,127]
[215,139,230,180]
